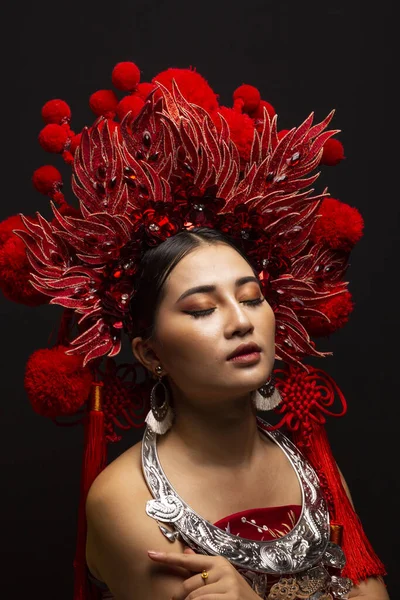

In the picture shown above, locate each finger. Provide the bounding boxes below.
[183,595,225,600]
[169,570,214,600]
[148,550,214,571]
[183,547,196,554]
[172,579,224,600]
[182,587,226,600]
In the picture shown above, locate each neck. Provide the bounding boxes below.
[158,386,265,471]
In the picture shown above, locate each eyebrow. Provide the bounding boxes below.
[176,276,261,303]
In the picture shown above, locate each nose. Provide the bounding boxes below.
[224,299,254,338]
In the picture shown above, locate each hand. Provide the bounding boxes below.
[148,546,261,600]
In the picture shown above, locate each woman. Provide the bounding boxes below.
[85,228,389,600]
[0,59,388,600]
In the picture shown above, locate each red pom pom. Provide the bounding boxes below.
[41,99,71,124]
[0,215,24,247]
[32,165,63,195]
[311,198,364,251]
[38,123,69,153]
[54,203,81,218]
[112,61,140,91]
[320,137,345,166]
[153,68,219,112]
[52,191,66,205]
[212,107,255,162]
[62,150,74,165]
[136,82,157,100]
[304,291,354,337]
[89,90,118,117]
[69,132,82,154]
[24,346,93,417]
[250,99,276,120]
[116,95,145,121]
[233,84,261,113]
[0,228,46,306]
[277,128,290,141]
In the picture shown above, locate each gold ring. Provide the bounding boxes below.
[201,569,209,584]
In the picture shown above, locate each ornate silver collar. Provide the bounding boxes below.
[142,417,330,574]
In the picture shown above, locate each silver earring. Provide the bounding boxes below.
[145,365,174,434]
[252,373,282,411]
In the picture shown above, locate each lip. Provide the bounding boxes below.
[229,352,261,365]
[227,342,262,360]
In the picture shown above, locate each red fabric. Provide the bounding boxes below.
[214,504,302,541]
[214,504,301,596]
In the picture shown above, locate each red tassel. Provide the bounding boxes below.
[269,365,387,585]
[73,381,107,600]
[293,422,387,584]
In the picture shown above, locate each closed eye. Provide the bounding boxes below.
[183,297,265,319]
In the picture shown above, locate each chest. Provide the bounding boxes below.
[155,443,302,524]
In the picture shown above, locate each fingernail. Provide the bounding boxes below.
[148,550,165,557]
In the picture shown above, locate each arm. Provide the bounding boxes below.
[337,467,390,600]
[86,459,390,600]
[348,577,390,599]
[85,469,193,600]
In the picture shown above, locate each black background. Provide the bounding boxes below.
[2,1,397,598]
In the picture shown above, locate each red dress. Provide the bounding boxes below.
[214,504,302,541]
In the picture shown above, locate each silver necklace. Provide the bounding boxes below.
[142,416,334,574]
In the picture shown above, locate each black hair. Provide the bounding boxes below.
[129,227,256,340]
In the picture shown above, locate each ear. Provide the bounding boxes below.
[131,336,161,375]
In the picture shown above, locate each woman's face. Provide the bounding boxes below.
[135,243,276,404]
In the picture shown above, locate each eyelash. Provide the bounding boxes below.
[184,298,265,319]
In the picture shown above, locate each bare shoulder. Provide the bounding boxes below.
[85,440,190,600]
[86,440,145,548]
[85,439,145,583]
[86,438,144,506]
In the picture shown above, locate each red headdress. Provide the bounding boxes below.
[0,60,385,597]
